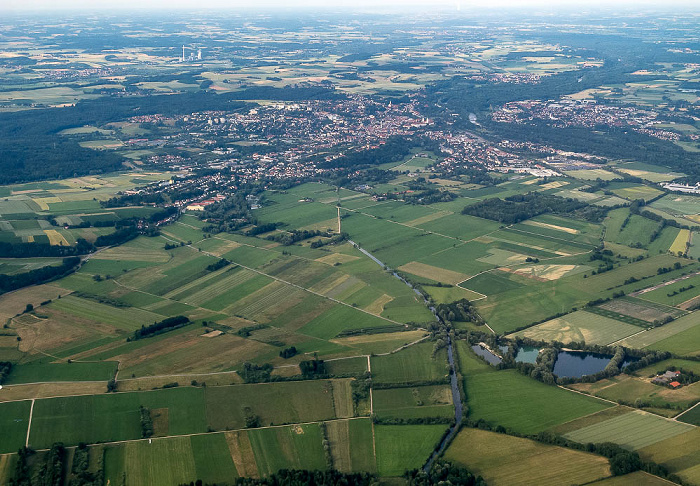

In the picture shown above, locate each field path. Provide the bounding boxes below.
[25,399,35,447]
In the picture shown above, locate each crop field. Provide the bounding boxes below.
[204,381,341,430]
[444,428,611,486]
[327,419,370,473]
[374,425,447,477]
[370,343,447,384]
[563,410,694,450]
[593,471,684,485]
[466,370,612,434]
[511,310,641,345]
[638,428,700,485]
[620,311,700,354]
[373,385,453,420]
[598,297,686,322]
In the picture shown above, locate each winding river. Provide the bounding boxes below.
[349,241,463,470]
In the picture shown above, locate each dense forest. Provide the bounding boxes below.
[0,92,249,183]
[462,193,606,224]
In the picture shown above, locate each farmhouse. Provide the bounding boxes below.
[669,381,682,389]
[652,370,681,385]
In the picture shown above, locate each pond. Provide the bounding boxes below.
[472,344,502,365]
[621,356,641,369]
[552,350,611,378]
[515,346,540,364]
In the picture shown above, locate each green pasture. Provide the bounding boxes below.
[466,370,611,434]
[374,425,447,476]
[371,343,447,384]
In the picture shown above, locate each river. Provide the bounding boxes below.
[349,241,463,470]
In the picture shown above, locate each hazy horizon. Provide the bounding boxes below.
[2,0,700,13]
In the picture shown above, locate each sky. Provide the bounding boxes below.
[1,0,698,11]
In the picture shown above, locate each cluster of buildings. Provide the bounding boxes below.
[492,99,683,142]
[652,370,682,389]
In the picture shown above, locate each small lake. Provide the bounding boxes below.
[553,350,611,378]
[515,346,540,364]
[472,345,502,365]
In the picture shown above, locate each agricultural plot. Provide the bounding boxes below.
[298,304,397,340]
[444,428,611,486]
[466,370,611,434]
[512,310,641,345]
[247,424,327,476]
[677,405,700,426]
[372,385,454,420]
[104,437,198,486]
[28,387,208,449]
[47,295,165,331]
[204,380,341,431]
[370,343,447,384]
[374,425,447,477]
[620,311,700,354]
[563,410,694,450]
[638,428,700,485]
[326,418,376,473]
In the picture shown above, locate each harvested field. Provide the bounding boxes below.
[511,310,641,346]
[444,428,611,486]
[397,261,470,285]
[563,410,694,450]
[225,430,259,478]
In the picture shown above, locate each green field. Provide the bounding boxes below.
[28,387,207,449]
[370,343,448,384]
[248,423,327,475]
[5,361,118,385]
[638,428,700,484]
[326,419,376,473]
[444,428,611,486]
[374,425,447,476]
[0,400,31,454]
[373,385,454,420]
[677,405,700,426]
[204,381,341,430]
[620,311,700,354]
[466,370,612,434]
[563,410,694,450]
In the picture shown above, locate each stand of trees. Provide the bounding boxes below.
[129,315,190,341]
[405,460,486,486]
